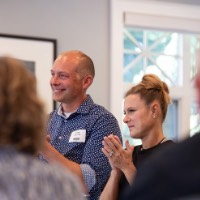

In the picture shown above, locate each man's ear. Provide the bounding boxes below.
[83,75,93,89]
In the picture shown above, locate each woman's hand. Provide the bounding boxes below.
[102,134,136,184]
[102,134,134,170]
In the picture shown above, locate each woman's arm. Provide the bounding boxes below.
[99,169,122,200]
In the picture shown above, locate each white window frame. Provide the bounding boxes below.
[110,0,200,140]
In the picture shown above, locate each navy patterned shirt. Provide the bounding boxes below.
[48,95,122,200]
[0,147,83,200]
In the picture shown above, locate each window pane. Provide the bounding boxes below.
[123,56,144,83]
[123,27,182,86]
[163,100,178,141]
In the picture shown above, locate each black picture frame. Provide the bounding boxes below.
[0,33,57,112]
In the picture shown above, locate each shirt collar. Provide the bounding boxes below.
[57,95,94,117]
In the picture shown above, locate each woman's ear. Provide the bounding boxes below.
[151,103,159,119]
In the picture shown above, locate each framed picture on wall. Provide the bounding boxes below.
[0,33,57,113]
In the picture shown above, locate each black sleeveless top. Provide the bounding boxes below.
[118,140,175,199]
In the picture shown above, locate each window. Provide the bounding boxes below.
[123,28,183,87]
[110,0,200,143]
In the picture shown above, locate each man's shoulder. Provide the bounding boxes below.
[86,95,114,114]
[90,104,120,126]
[92,103,113,114]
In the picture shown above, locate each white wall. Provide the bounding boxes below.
[0,0,199,112]
[153,0,200,5]
[0,0,110,109]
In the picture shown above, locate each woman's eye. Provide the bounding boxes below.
[124,109,136,115]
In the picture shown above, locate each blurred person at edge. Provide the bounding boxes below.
[39,50,122,200]
[100,74,175,200]
[0,56,83,200]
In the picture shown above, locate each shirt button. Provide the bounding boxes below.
[58,136,62,140]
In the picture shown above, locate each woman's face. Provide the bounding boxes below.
[123,94,155,139]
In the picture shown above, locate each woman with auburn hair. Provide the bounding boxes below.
[0,56,83,200]
[0,56,45,154]
[100,74,175,200]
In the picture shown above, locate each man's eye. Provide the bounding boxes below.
[60,74,67,78]
[129,109,136,112]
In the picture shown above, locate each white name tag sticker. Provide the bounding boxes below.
[69,129,86,143]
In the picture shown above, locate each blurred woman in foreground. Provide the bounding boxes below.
[0,56,83,200]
